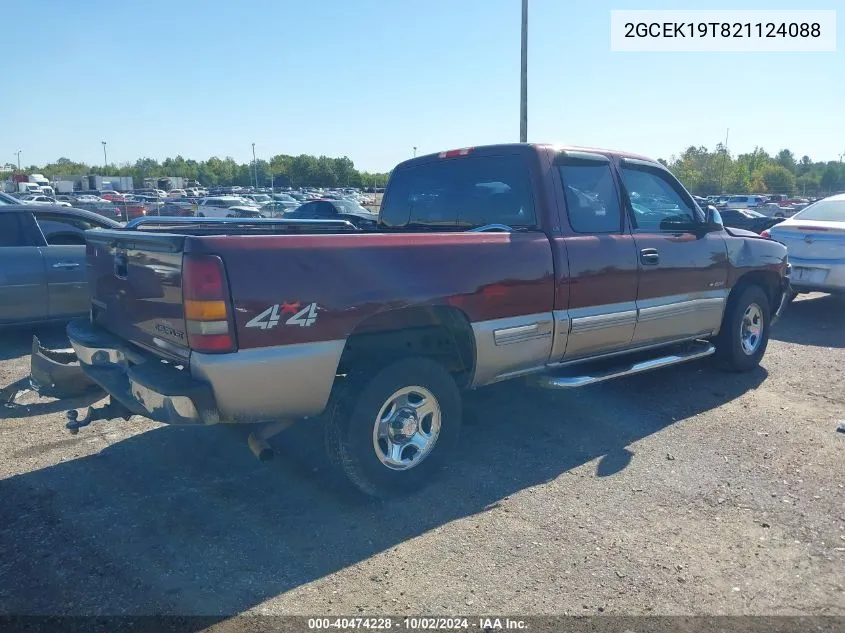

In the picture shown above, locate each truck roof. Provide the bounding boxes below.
[401,143,659,169]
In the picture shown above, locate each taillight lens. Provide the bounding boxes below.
[182,254,235,353]
[760,229,771,239]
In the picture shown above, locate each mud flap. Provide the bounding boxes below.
[29,335,105,400]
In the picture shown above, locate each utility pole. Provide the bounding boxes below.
[519,0,528,143]
[251,143,257,189]
[101,141,108,172]
[15,150,21,171]
[717,128,730,194]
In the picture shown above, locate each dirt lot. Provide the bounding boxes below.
[0,294,843,617]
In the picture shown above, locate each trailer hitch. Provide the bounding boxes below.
[66,397,134,435]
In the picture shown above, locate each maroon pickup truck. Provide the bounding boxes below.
[32,143,791,497]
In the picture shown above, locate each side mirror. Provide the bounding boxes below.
[705,205,723,230]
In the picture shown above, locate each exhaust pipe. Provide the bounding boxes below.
[247,432,274,461]
[246,419,296,461]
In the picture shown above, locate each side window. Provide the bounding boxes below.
[34,213,96,245]
[558,162,622,233]
[0,213,28,247]
[620,166,697,231]
[318,202,338,217]
[381,154,536,229]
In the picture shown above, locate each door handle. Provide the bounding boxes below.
[640,248,660,265]
[52,262,80,269]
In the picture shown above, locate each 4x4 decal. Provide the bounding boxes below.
[245,302,320,329]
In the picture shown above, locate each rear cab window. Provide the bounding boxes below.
[381,154,536,230]
[556,153,623,233]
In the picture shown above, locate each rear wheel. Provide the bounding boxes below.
[714,285,771,372]
[324,357,462,498]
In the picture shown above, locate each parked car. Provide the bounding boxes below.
[225,206,266,218]
[756,202,798,219]
[196,196,258,217]
[285,198,378,228]
[763,194,845,298]
[32,143,790,498]
[21,195,72,208]
[260,200,299,216]
[725,195,767,209]
[155,201,197,217]
[0,205,120,326]
[717,208,784,234]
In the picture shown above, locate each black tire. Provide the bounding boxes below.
[324,357,462,498]
[714,284,771,372]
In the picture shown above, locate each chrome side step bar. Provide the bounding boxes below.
[528,341,715,389]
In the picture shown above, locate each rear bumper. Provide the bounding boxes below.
[31,318,346,425]
[40,319,218,425]
[788,256,845,295]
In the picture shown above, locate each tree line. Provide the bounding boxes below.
[662,146,845,197]
[8,146,845,196]
[10,155,392,189]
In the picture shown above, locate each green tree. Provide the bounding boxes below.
[761,165,795,195]
[775,149,796,173]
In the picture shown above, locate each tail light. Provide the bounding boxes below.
[438,147,474,158]
[760,229,771,239]
[182,254,236,353]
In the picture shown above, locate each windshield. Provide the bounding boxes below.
[793,199,845,222]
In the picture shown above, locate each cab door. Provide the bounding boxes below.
[617,159,728,346]
[550,151,639,362]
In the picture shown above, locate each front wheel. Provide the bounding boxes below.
[714,285,771,372]
[324,357,462,498]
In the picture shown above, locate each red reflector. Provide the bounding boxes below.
[183,254,226,300]
[438,147,474,159]
[760,229,771,239]
[189,334,234,351]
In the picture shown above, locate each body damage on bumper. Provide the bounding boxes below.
[30,319,345,425]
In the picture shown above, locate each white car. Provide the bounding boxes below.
[22,195,72,208]
[168,189,187,198]
[725,195,767,209]
[196,196,260,217]
[765,194,845,297]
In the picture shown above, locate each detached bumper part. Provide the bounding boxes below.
[771,265,792,326]
[34,318,219,426]
[30,336,104,400]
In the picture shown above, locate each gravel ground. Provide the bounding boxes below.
[0,294,843,618]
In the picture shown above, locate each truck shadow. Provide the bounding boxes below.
[771,294,845,349]
[0,360,766,617]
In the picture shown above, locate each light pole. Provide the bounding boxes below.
[251,143,257,189]
[101,141,108,172]
[519,0,528,143]
[413,146,417,157]
[14,150,21,171]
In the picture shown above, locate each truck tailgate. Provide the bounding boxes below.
[86,230,189,362]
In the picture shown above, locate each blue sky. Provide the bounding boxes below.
[5,0,842,172]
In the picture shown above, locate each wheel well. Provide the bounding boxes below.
[731,270,781,310]
[338,306,476,388]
